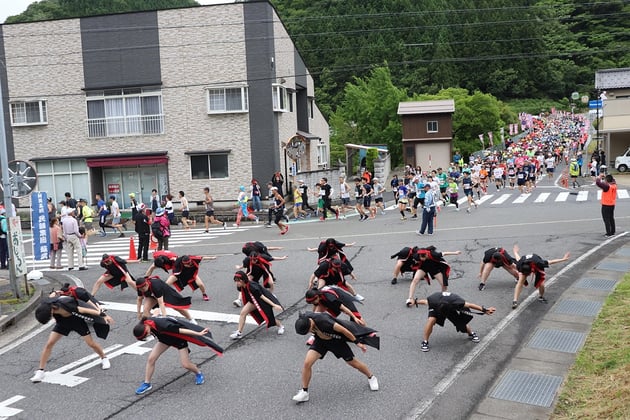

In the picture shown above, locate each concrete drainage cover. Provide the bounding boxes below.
[613,247,630,257]
[553,299,602,317]
[527,328,586,353]
[490,370,563,407]
[595,260,630,272]
[575,278,617,291]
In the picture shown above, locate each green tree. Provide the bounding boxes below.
[330,66,408,167]
[5,0,198,23]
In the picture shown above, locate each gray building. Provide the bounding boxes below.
[0,1,329,208]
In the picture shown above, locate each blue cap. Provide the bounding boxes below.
[239,186,245,191]
[156,207,165,216]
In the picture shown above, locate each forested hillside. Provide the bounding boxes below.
[272,0,630,115]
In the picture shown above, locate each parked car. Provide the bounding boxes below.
[614,147,630,172]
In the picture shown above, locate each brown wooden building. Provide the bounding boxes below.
[397,99,455,171]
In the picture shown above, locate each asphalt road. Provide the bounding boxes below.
[0,182,625,420]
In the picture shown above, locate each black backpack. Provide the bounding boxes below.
[151,220,164,238]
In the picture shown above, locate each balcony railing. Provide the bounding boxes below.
[87,115,164,138]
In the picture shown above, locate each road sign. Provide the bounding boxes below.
[588,100,602,109]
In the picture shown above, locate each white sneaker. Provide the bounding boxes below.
[230,331,242,340]
[368,375,379,391]
[189,318,198,325]
[292,389,309,403]
[101,357,111,370]
[30,369,45,383]
[277,325,285,335]
[233,297,243,307]
[255,216,259,224]
[354,294,365,302]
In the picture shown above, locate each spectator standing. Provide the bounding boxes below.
[150,189,160,214]
[596,173,617,237]
[134,204,150,262]
[271,171,285,197]
[49,218,64,269]
[61,208,87,271]
[251,179,263,212]
[153,208,171,251]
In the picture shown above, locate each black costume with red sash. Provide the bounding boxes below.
[516,254,549,287]
[45,296,110,339]
[242,253,275,288]
[138,276,192,310]
[143,316,223,355]
[101,255,135,290]
[171,256,203,291]
[242,241,274,261]
[312,259,353,289]
[391,246,420,274]
[299,312,379,349]
[58,284,100,306]
[317,239,353,271]
[153,250,178,273]
[483,247,517,268]
[239,280,281,327]
[426,291,474,333]
[412,248,451,286]
[318,286,362,321]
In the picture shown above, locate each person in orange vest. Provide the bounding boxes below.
[596,173,617,237]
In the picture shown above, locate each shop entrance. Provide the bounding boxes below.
[103,166,168,209]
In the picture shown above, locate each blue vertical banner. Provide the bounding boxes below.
[31,191,50,261]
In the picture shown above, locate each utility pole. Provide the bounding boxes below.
[0,72,18,298]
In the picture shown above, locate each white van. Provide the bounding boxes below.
[615,147,630,172]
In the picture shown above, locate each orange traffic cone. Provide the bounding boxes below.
[128,236,138,261]
[149,233,158,250]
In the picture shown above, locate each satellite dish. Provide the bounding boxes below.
[1,160,38,198]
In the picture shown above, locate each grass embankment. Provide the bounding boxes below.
[552,274,630,419]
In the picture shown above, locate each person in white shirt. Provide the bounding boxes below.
[109,195,125,238]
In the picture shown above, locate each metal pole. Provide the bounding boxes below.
[0,72,18,298]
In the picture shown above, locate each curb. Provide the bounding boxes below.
[0,286,43,333]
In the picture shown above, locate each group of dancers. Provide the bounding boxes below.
[390,243,570,351]
[28,237,569,402]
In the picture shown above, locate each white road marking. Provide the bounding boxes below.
[555,192,569,202]
[534,192,550,203]
[512,193,531,203]
[0,395,25,419]
[618,189,629,199]
[100,301,257,325]
[490,194,511,205]
[576,191,589,201]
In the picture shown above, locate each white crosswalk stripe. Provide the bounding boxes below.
[491,194,511,205]
[512,193,531,204]
[25,225,261,270]
[576,191,589,201]
[555,192,569,202]
[534,192,550,203]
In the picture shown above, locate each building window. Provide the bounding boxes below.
[10,100,47,126]
[35,159,89,203]
[308,98,314,119]
[317,143,328,166]
[86,87,164,138]
[207,86,248,113]
[190,154,229,179]
[272,84,289,112]
[427,121,438,133]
